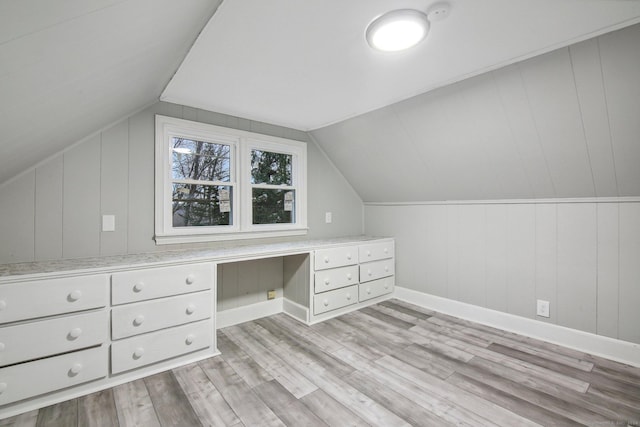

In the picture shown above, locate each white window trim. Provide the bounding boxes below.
[155,115,307,245]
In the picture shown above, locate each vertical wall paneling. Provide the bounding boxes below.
[446,205,460,300]
[555,204,597,333]
[456,205,486,307]
[505,204,536,318]
[596,203,619,339]
[618,203,640,343]
[219,258,284,311]
[0,172,35,263]
[127,107,157,254]
[519,49,595,197]
[484,204,508,312]
[62,135,101,259]
[34,155,63,261]
[569,39,618,197]
[391,206,425,291]
[217,263,238,311]
[424,205,448,297]
[100,121,129,256]
[283,254,310,306]
[599,24,640,196]
[534,204,557,324]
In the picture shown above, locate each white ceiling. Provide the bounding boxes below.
[0,0,220,185]
[162,0,640,131]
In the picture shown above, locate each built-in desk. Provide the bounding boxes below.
[0,236,394,419]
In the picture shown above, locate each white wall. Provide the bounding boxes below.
[312,24,640,202]
[365,200,640,345]
[0,101,363,264]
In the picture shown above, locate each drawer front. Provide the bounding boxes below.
[0,345,107,406]
[0,275,108,324]
[360,259,395,283]
[359,277,394,302]
[313,285,358,315]
[111,319,213,374]
[111,291,213,340]
[111,263,212,305]
[0,310,107,368]
[314,246,358,271]
[314,265,359,294]
[359,241,394,263]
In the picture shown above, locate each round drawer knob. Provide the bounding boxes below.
[0,383,7,393]
[133,282,145,293]
[385,284,389,290]
[384,247,389,253]
[324,278,330,285]
[384,266,389,272]
[367,288,372,294]
[185,334,195,345]
[367,250,372,257]
[346,293,352,300]
[324,256,330,264]
[346,253,352,260]
[186,304,196,315]
[0,342,5,352]
[69,363,83,376]
[133,347,145,359]
[68,328,82,339]
[185,274,196,285]
[323,299,329,307]
[68,290,82,302]
[346,273,352,280]
[133,315,145,326]
[367,270,372,276]
[0,300,6,311]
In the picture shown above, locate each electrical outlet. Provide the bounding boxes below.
[325,212,332,224]
[536,299,550,318]
[102,215,115,232]
[267,290,276,300]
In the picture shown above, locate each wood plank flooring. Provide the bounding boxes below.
[2,299,640,426]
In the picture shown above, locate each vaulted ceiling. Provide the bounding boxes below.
[1,0,640,200]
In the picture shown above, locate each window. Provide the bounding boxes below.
[155,115,307,244]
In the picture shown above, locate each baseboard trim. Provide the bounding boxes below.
[395,287,640,367]
[217,298,284,328]
[283,298,308,323]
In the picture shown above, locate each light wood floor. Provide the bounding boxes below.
[3,299,640,426]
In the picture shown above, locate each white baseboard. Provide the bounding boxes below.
[217,298,284,328]
[283,298,308,323]
[395,287,640,367]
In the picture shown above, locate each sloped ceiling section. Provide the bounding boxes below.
[0,0,221,185]
[311,24,640,202]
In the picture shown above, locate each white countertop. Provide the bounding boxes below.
[0,236,391,280]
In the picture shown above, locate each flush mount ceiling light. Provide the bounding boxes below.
[366,9,430,52]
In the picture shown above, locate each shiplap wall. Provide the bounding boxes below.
[311,24,640,202]
[365,201,640,344]
[0,101,363,310]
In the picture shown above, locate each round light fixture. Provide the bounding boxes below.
[366,9,430,52]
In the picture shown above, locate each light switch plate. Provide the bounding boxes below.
[325,212,332,224]
[102,215,116,232]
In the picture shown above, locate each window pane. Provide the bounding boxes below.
[172,184,232,227]
[252,189,295,224]
[250,150,292,185]
[172,138,230,182]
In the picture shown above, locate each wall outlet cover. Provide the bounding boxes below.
[536,299,550,318]
[267,290,276,300]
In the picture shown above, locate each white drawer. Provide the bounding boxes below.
[111,319,213,374]
[111,263,212,305]
[313,285,358,315]
[111,291,212,339]
[0,345,107,406]
[360,259,395,283]
[0,275,108,324]
[314,246,358,271]
[0,310,107,368]
[314,265,359,294]
[359,277,394,302]
[359,240,394,263]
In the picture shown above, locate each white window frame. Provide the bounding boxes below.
[155,115,307,244]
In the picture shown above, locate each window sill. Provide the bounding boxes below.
[154,228,309,245]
